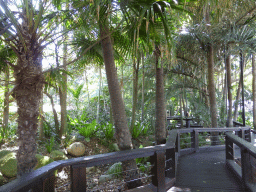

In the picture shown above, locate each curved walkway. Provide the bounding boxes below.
[172,149,244,192]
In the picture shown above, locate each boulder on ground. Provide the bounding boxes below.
[67,142,86,157]
[50,150,68,161]
[34,154,54,170]
[0,151,17,178]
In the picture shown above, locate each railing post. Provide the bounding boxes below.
[191,130,199,152]
[151,150,166,192]
[238,129,245,140]
[225,134,234,160]
[71,164,87,192]
[245,129,251,142]
[31,178,44,192]
[241,148,252,185]
[176,133,180,156]
[43,172,56,192]
[165,147,176,179]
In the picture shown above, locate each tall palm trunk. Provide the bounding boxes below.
[3,66,9,135]
[252,54,256,129]
[99,22,141,189]
[13,26,44,177]
[131,54,140,131]
[207,44,218,145]
[59,43,67,138]
[226,46,233,127]
[155,45,166,144]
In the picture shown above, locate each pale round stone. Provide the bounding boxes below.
[67,142,86,157]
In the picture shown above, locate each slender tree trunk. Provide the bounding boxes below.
[100,22,141,189]
[207,44,218,128]
[45,92,59,134]
[3,66,9,135]
[141,56,145,122]
[180,91,183,128]
[155,45,166,144]
[252,54,256,129]
[131,54,140,131]
[84,70,90,107]
[96,67,102,124]
[233,74,242,121]
[226,46,233,127]
[59,33,68,139]
[240,52,246,126]
[207,44,218,145]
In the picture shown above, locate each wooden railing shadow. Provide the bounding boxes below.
[0,126,251,192]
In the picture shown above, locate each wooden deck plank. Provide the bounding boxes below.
[175,150,245,192]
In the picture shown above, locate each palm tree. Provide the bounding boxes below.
[124,0,189,144]
[0,0,64,176]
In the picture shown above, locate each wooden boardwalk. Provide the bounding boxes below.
[173,149,245,192]
[128,148,245,192]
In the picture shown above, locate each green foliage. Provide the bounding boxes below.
[68,84,84,100]
[100,123,114,140]
[75,119,98,138]
[131,124,143,139]
[180,133,191,149]
[0,123,17,142]
[136,145,151,172]
[45,136,55,153]
[43,121,52,138]
[62,134,73,148]
[107,162,122,177]
[198,132,210,147]
[131,122,151,139]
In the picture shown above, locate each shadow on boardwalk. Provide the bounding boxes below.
[173,149,245,192]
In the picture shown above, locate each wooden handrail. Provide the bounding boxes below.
[225,131,256,191]
[0,127,251,192]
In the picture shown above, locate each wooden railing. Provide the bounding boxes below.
[0,127,251,192]
[0,130,179,192]
[174,127,251,156]
[226,131,256,192]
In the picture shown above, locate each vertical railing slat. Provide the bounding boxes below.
[191,130,199,152]
[151,150,166,192]
[71,165,87,192]
[165,148,175,179]
[241,148,251,186]
[225,134,234,160]
[176,132,180,156]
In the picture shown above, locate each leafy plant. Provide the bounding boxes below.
[62,135,73,148]
[45,136,55,153]
[76,119,98,138]
[131,123,143,139]
[0,124,17,141]
[136,145,151,172]
[107,162,122,177]
[101,123,114,140]
[180,133,191,149]
[141,123,150,136]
